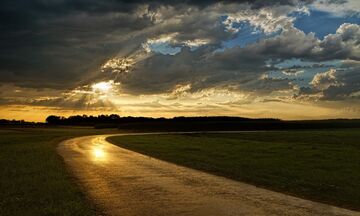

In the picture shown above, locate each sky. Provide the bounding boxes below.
[0,0,360,122]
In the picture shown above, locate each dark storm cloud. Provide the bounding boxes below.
[115,45,285,95]
[0,0,166,89]
[1,0,353,99]
[0,0,159,89]
[0,0,311,32]
[0,0,313,90]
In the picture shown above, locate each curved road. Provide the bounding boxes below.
[58,134,360,216]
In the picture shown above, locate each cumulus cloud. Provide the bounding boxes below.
[310,0,360,17]
[222,4,306,34]
[241,22,360,62]
[310,68,343,90]
[317,23,360,60]
[297,60,360,100]
[103,20,360,99]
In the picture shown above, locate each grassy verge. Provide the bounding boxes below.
[107,129,360,210]
[0,127,117,216]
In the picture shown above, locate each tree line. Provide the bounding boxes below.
[45,114,279,126]
[0,119,42,125]
[44,115,360,131]
[1,115,359,131]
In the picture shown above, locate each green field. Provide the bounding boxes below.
[108,129,360,210]
[0,127,117,216]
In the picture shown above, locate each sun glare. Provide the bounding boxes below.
[94,148,105,157]
[92,146,106,161]
[92,81,112,92]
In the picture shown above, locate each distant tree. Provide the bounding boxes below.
[110,114,120,120]
[46,115,61,124]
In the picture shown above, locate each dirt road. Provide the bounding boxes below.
[57,134,360,216]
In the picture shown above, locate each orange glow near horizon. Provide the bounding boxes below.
[0,99,359,122]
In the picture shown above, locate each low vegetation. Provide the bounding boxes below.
[108,129,360,210]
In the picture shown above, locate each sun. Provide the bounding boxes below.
[92,81,112,93]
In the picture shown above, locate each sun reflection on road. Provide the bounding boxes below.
[92,145,107,161]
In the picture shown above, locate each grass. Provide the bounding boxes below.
[0,127,117,216]
[107,129,360,210]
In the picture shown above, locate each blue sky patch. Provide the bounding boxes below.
[147,42,182,55]
[293,9,360,39]
[221,20,281,49]
[267,58,342,87]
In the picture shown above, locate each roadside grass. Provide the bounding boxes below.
[107,129,360,210]
[0,127,117,216]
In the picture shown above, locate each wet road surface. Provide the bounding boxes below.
[57,134,360,216]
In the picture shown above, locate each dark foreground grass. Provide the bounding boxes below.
[0,127,117,216]
[108,129,360,210]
